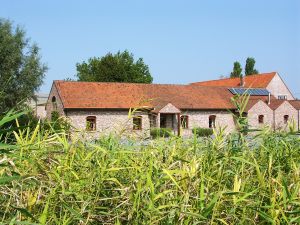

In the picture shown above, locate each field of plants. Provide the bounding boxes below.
[0,111,300,224]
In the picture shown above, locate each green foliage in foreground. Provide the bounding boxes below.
[150,127,173,138]
[0,118,300,224]
[192,127,214,137]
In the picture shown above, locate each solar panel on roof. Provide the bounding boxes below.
[228,88,270,96]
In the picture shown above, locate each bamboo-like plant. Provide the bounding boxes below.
[0,109,299,224]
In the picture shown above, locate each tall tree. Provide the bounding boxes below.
[230,61,243,78]
[76,50,153,83]
[245,57,259,76]
[0,19,47,113]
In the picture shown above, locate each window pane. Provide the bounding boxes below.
[181,115,188,129]
[209,115,216,128]
[258,115,264,124]
[86,116,96,131]
[284,115,289,124]
[133,116,142,130]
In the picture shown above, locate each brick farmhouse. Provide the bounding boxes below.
[46,72,300,137]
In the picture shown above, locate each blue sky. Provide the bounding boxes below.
[1,1,300,97]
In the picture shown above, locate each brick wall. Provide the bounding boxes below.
[66,109,151,138]
[248,101,273,129]
[298,110,300,131]
[181,110,236,136]
[36,105,47,119]
[46,83,65,118]
[65,108,236,138]
[274,101,298,131]
[267,73,294,100]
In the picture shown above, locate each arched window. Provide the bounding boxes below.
[133,116,142,130]
[258,115,264,124]
[51,96,57,110]
[284,115,289,124]
[86,116,96,131]
[180,115,189,129]
[209,115,216,128]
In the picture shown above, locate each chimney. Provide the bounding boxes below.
[240,76,245,87]
[268,93,271,105]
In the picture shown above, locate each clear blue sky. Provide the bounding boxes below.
[1,1,300,97]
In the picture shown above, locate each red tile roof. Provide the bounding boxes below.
[288,100,300,110]
[54,81,236,110]
[190,72,277,88]
[268,99,286,110]
[245,98,296,111]
[244,95,275,112]
[244,99,263,112]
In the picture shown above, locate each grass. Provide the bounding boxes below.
[0,114,299,224]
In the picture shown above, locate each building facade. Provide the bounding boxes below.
[46,72,300,137]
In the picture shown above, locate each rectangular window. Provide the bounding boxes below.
[180,115,189,129]
[133,116,142,130]
[278,95,287,100]
[209,115,216,128]
[258,115,264,124]
[86,116,96,131]
[160,115,167,128]
[284,115,289,124]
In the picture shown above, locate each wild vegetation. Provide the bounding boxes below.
[0,18,47,113]
[150,127,173,138]
[0,108,299,224]
[192,127,214,137]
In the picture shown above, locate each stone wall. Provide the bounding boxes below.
[180,110,236,136]
[248,101,273,129]
[66,109,151,139]
[274,101,298,131]
[66,109,236,138]
[267,73,294,100]
[36,105,47,119]
[45,83,65,118]
[298,110,300,131]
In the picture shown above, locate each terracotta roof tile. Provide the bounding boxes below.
[245,99,262,112]
[289,100,300,110]
[54,81,236,110]
[268,99,286,110]
[190,72,276,88]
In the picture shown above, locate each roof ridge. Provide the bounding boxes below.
[190,72,277,84]
[55,81,234,90]
[55,80,190,86]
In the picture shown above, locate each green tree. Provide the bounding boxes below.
[245,57,259,76]
[230,61,243,78]
[76,50,153,83]
[0,19,47,113]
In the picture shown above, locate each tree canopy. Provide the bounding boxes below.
[245,57,259,76]
[230,61,243,78]
[230,57,259,78]
[0,19,47,113]
[76,50,153,83]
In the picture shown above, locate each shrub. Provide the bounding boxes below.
[150,127,172,138]
[48,113,72,134]
[192,127,213,137]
